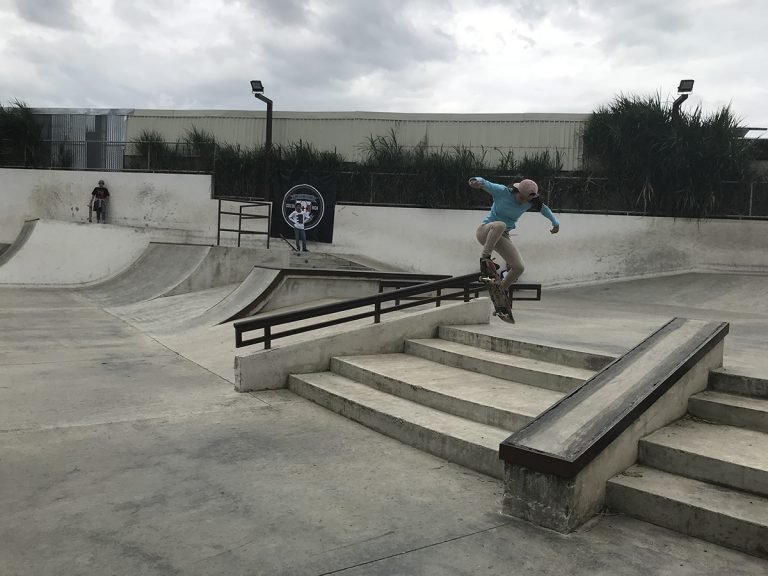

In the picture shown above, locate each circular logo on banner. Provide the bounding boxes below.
[281,184,325,231]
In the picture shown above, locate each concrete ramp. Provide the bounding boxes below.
[0,219,37,269]
[108,267,281,334]
[0,219,150,285]
[163,246,274,297]
[178,266,281,328]
[79,243,212,306]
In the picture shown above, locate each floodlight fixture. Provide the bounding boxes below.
[673,78,694,118]
[250,80,264,94]
[677,79,695,94]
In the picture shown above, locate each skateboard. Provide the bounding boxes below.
[479,259,515,323]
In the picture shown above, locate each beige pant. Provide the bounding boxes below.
[476,222,524,290]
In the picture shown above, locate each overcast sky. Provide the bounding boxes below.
[1,0,766,128]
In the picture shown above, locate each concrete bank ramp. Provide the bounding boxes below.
[78,243,212,307]
[0,219,151,285]
[108,267,281,334]
[0,219,37,269]
[163,245,282,297]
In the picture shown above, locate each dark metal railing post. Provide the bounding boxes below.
[264,327,272,350]
[237,205,243,247]
[217,199,222,246]
[436,288,442,307]
[374,301,381,323]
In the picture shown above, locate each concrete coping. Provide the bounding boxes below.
[499,317,730,478]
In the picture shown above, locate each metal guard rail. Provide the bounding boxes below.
[234,272,541,349]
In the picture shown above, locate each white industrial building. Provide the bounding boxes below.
[32,108,588,172]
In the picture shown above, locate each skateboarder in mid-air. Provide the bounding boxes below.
[469,176,559,321]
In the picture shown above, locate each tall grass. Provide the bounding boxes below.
[583,93,754,218]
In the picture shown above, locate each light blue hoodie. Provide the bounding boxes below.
[473,177,559,230]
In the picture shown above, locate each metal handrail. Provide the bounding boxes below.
[233,273,542,349]
[217,197,271,247]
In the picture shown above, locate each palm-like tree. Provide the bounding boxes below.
[582,93,754,218]
[0,99,43,167]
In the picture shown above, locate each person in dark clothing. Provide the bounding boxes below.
[90,179,110,223]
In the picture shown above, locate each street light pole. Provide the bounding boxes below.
[250,80,273,198]
[672,79,695,119]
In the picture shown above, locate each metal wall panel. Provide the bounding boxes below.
[35,110,129,170]
[127,110,588,171]
[50,114,89,168]
[104,114,127,170]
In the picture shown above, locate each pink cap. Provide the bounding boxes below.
[513,179,539,197]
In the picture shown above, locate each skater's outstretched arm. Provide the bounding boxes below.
[527,196,560,233]
[469,177,507,196]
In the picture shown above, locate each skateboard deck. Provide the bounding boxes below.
[479,260,515,323]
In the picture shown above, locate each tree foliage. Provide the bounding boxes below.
[0,99,43,167]
[582,93,754,217]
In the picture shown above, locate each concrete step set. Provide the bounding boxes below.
[606,369,768,558]
[289,323,768,559]
[288,326,605,480]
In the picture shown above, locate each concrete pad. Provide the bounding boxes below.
[0,353,252,433]
[0,306,160,365]
[3,273,768,574]
[2,396,765,575]
[0,287,88,310]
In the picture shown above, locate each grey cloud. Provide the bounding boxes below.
[258,1,456,92]
[110,2,160,28]
[228,0,311,26]
[13,0,80,30]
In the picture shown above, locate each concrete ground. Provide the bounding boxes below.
[2,274,768,575]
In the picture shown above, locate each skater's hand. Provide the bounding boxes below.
[468,178,483,189]
[550,225,560,234]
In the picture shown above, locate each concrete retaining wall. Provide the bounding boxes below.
[0,168,217,243]
[326,206,768,285]
[3,168,767,286]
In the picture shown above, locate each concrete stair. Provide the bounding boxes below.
[607,371,768,559]
[688,390,768,433]
[288,327,605,479]
[437,325,616,371]
[403,338,593,393]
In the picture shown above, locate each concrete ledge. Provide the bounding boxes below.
[234,298,491,392]
[500,317,728,532]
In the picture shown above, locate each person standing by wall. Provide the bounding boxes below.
[288,201,309,252]
[89,179,110,223]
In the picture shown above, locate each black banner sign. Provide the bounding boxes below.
[270,171,337,244]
